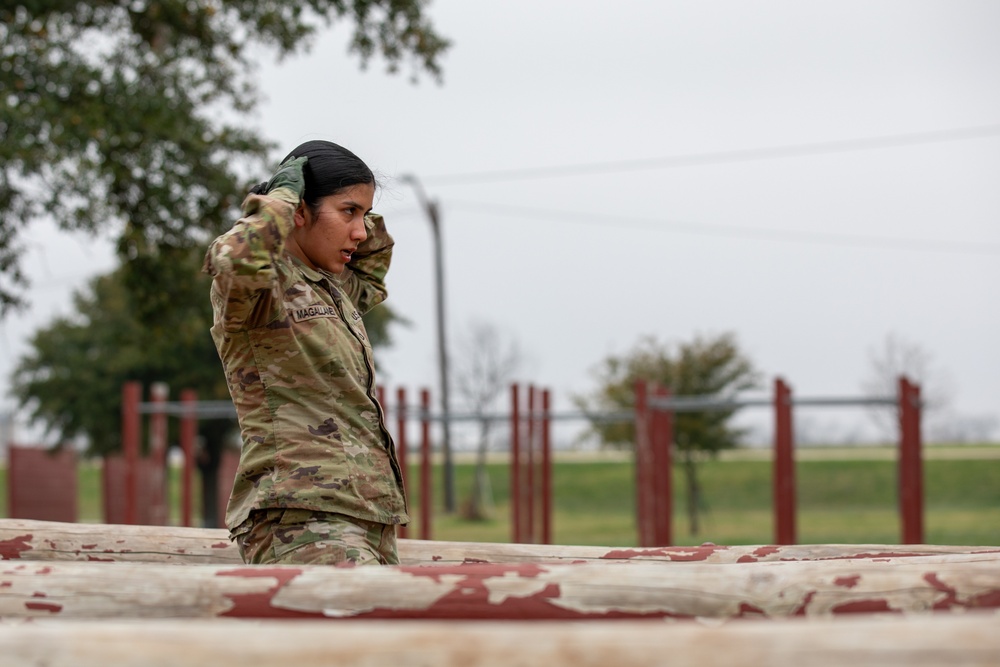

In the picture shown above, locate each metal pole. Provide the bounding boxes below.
[401,174,455,513]
[420,388,433,540]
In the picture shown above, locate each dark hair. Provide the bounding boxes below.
[251,140,375,214]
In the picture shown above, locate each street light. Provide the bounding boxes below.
[400,174,455,513]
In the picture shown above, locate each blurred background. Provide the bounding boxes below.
[1,1,997,539]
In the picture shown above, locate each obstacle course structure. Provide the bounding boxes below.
[1,518,998,666]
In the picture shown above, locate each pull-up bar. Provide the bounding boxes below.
[635,376,923,547]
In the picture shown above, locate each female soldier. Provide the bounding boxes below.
[204,140,408,565]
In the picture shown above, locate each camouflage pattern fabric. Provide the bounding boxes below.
[234,508,399,566]
[203,193,409,549]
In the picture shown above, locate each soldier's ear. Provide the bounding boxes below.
[293,202,309,228]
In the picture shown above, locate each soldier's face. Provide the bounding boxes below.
[291,183,375,274]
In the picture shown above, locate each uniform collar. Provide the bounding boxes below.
[289,253,341,287]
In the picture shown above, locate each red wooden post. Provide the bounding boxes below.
[510,383,522,543]
[121,382,142,525]
[7,446,78,522]
[420,388,433,541]
[633,380,653,547]
[773,377,796,545]
[396,387,409,539]
[526,384,536,544]
[148,382,169,526]
[6,446,14,518]
[180,389,197,528]
[541,388,553,545]
[899,376,924,544]
[650,384,672,546]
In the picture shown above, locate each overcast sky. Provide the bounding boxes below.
[2,0,998,447]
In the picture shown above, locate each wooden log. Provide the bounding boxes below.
[0,519,240,564]
[2,614,1000,667]
[3,518,998,565]
[2,556,1000,620]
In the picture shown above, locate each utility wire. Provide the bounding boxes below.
[445,200,1000,256]
[423,124,1000,186]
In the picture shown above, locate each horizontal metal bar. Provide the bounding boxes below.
[648,395,898,412]
[647,396,772,412]
[139,396,901,421]
[137,401,236,418]
[791,396,897,407]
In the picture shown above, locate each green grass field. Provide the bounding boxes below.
[426,451,1000,546]
[2,447,998,546]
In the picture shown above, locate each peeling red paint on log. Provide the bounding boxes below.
[5,519,1000,566]
[357,582,686,621]
[3,554,999,622]
[738,602,768,616]
[0,535,33,560]
[744,546,784,562]
[831,600,895,614]
[215,567,316,619]
[365,563,691,621]
[792,590,817,616]
[925,573,959,610]
[367,579,580,621]
[600,546,725,562]
[970,589,1000,608]
[24,601,62,613]
[400,562,549,582]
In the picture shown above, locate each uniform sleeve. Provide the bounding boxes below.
[338,213,394,314]
[203,194,296,326]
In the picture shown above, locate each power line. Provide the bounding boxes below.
[423,123,1000,186]
[445,200,1000,256]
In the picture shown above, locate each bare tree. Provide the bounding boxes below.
[453,320,523,520]
[861,332,953,441]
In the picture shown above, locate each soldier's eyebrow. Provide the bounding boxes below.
[342,199,372,214]
[315,200,372,220]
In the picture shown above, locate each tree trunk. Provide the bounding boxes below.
[465,418,493,520]
[196,425,225,528]
[680,449,702,536]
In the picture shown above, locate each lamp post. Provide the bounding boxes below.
[400,174,455,513]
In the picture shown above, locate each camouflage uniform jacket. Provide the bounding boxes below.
[204,193,409,533]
